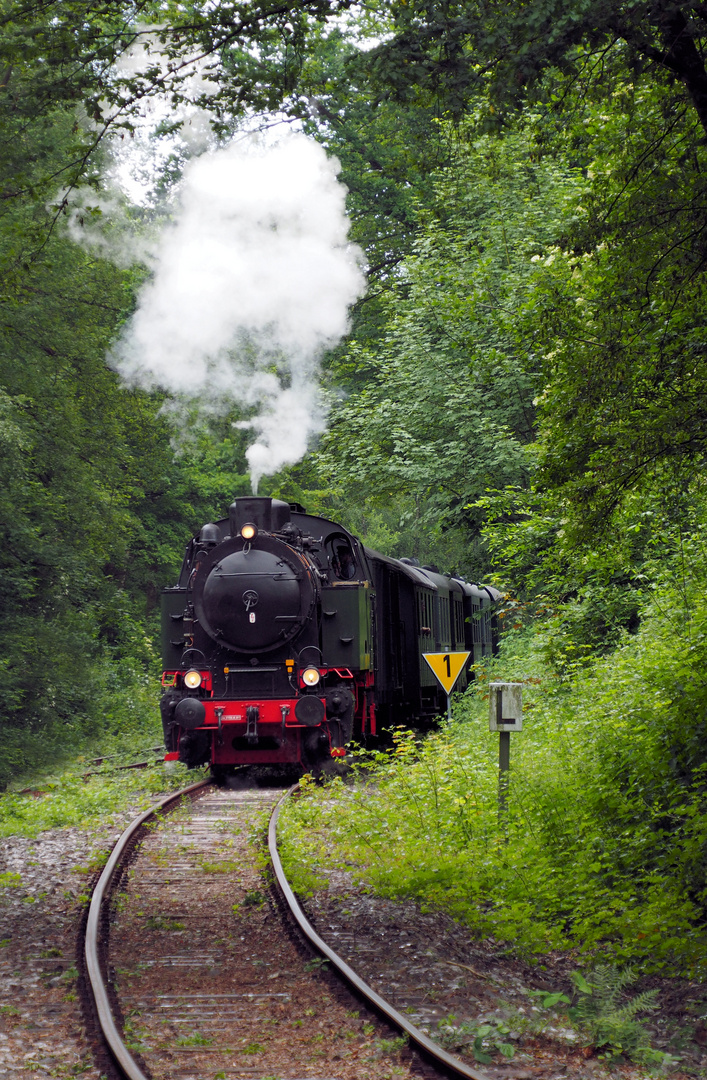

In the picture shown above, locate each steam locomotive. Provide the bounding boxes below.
[160,497,499,775]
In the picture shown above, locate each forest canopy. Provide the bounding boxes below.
[3,3,707,918]
[6,0,707,986]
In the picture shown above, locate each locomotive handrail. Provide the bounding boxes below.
[84,778,211,1080]
[268,787,491,1080]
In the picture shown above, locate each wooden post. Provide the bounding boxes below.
[498,729,510,817]
[489,682,523,825]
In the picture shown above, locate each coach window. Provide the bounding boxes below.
[472,604,481,644]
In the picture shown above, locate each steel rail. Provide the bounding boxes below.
[84,778,212,1080]
[268,786,491,1080]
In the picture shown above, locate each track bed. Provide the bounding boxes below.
[107,784,440,1079]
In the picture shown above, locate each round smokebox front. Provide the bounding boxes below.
[195,541,312,652]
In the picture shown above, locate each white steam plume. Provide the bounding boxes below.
[111,134,365,490]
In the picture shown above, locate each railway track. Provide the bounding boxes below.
[82,779,489,1080]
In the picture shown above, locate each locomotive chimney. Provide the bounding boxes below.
[229,496,291,537]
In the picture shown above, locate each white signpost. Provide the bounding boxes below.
[489,681,523,818]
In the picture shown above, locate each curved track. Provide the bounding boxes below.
[269,787,488,1080]
[84,778,211,1080]
[83,778,489,1080]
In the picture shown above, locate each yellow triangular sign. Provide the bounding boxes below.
[423,651,471,694]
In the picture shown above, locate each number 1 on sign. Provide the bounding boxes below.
[443,654,451,678]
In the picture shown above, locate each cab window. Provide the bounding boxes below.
[327,538,356,579]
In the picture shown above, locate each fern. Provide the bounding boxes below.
[569,965,660,1062]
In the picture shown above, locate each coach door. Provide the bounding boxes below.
[417,587,436,686]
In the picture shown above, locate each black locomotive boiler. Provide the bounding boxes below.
[160,496,499,774]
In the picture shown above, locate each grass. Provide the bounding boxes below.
[144,915,186,930]
[241,1040,265,1054]
[176,1032,213,1047]
[0,715,208,838]
[278,578,707,979]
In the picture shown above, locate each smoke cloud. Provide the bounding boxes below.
[63,38,366,491]
[110,134,365,490]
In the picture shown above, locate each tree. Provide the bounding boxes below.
[513,61,707,536]
[366,0,707,134]
[313,120,582,574]
[0,2,356,206]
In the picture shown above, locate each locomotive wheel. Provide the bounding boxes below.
[210,764,231,787]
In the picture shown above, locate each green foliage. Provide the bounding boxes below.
[0,74,250,784]
[176,1031,213,1047]
[0,731,206,837]
[242,889,266,908]
[529,79,707,529]
[296,21,444,298]
[304,956,330,972]
[277,773,334,897]
[458,61,707,560]
[0,654,160,790]
[240,1041,265,1055]
[144,915,185,930]
[312,118,581,572]
[568,966,662,1064]
[0,1,357,216]
[370,0,707,134]
[280,561,707,976]
[437,1015,515,1063]
[0,94,170,780]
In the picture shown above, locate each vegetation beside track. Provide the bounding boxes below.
[0,716,206,838]
[279,570,707,980]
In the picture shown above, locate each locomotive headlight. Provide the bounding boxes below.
[183,669,202,690]
[240,523,257,540]
[302,666,321,687]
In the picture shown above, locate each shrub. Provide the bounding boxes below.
[279,574,707,975]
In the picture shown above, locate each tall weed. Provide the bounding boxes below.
[280,574,707,975]
[0,654,203,837]
[0,654,162,792]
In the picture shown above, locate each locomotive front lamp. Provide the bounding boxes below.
[240,523,258,540]
[183,669,202,689]
[302,666,321,687]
